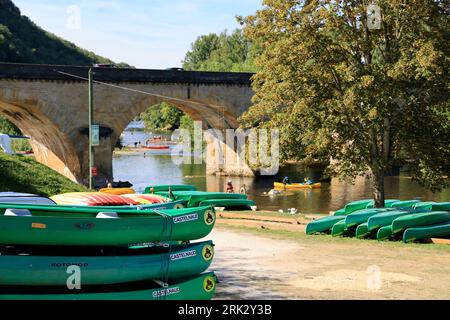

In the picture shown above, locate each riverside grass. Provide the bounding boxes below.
[0,153,88,197]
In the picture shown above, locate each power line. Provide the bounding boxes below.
[54,69,232,128]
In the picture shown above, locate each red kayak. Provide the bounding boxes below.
[143,146,170,150]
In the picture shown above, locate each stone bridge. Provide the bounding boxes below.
[0,63,255,186]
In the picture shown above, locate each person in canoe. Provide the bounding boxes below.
[304,177,313,185]
[226,180,234,193]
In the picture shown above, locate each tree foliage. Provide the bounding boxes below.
[140,103,184,132]
[0,0,130,66]
[240,0,450,206]
[182,29,258,72]
[0,116,20,136]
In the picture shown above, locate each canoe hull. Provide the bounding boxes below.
[199,199,255,208]
[367,210,414,232]
[0,205,216,246]
[157,191,247,208]
[0,272,217,300]
[306,216,345,235]
[0,241,214,286]
[403,223,450,243]
[344,208,394,228]
[377,225,394,241]
[392,212,450,234]
[144,185,197,193]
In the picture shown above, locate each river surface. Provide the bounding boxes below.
[114,130,449,214]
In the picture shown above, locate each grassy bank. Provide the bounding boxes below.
[0,153,89,197]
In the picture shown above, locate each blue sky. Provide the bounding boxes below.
[14,0,262,69]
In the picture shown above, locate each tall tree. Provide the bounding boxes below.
[182,29,258,72]
[240,0,450,207]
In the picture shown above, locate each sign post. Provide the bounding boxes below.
[88,68,94,189]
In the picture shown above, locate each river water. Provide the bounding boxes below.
[114,130,449,214]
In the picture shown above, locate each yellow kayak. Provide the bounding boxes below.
[274,182,321,190]
[99,188,135,195]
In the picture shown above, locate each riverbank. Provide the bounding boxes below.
[0,153,89,197]
[210,222,450,299]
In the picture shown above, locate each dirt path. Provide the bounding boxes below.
[207,227,450,300]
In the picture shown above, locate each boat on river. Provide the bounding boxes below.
[273,182,321,190]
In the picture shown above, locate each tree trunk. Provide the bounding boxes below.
[372,170,385,208]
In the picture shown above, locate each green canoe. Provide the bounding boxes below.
[0,241,214,286]
[414,202,450,212]
[343,199,399,214]
[392,212,450,234]
[0,272,217,300]
[413,202,436,210]
[306,215,345,235]
[331,219,348,237]
[199,199,255,208]
[376,225,394,241]
[367,199,400,209]
[344,208,394,228]
[355,223,370,239]
[403,223,450,243]
[0,201,187,215]
[0,205,216,246]
[390,200,422,209]
[333,208,346,216]
[367,210,415,232]
[156,191,247,208]
[344,200,373,214]
[144,185,197,193]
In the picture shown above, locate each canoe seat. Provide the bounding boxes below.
[4,208,32,216]
[96,212,119,219]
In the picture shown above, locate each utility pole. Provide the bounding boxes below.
[88,68,94,189]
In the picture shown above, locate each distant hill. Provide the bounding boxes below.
[0,0,129,66]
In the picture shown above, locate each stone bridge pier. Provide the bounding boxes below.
[0,63,256,186]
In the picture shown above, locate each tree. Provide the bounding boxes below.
[140,103,184,132]
[240,0,450,207]
[182,29,258,72]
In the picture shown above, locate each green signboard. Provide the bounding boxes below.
[92,124,100,146]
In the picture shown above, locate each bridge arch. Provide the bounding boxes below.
[0,99,81,181]
[0,63,255,186]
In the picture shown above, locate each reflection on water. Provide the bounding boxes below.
[113,131,449,214]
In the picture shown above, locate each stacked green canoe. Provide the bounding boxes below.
[306,199,450,244]
[144,185,197,193]
[0,202,218,300]
[155,191,255,209]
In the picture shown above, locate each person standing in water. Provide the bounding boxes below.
[226,180,234,193]
[282,176,290,190]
